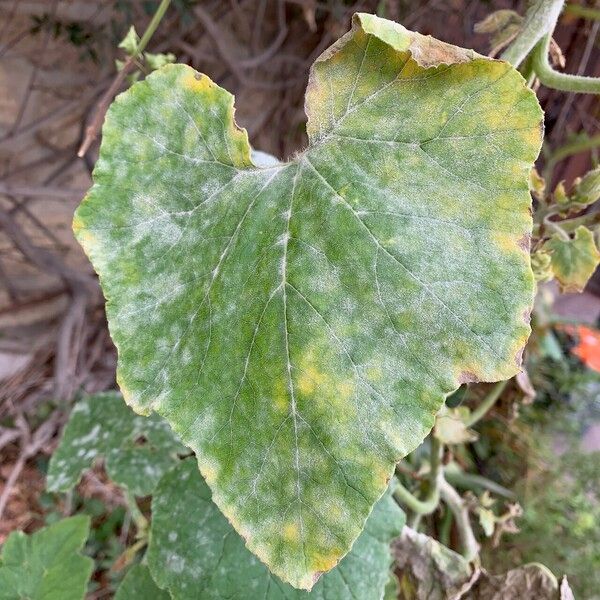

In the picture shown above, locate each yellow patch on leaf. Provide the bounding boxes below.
[282,523,300,543]
[181,71,213,93]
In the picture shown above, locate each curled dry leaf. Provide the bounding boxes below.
[393,527,473,599]
[434,405,478,445]
[515,369,536,403]
[472,563,559,599]
[394,528,563,599]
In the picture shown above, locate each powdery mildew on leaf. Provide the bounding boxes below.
[47,392,185,496]
[73,13,542,589]
[147,458,404,599]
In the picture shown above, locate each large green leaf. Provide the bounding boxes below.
[0,516,93,600]
[47,392,185,496]
[147,458,403,599]
[74,13,542,588]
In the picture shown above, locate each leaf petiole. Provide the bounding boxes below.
[500,0,564,68]
[532,34,600,94]
[125,490,149,536]
[465,380,508,427]
[393,436,443,516]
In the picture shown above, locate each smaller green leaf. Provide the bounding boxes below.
[147,459,404,599]
[539,330,564,362]
[115,565,170,600]
[553,181,569,205]
[528,168,546,201]
[144,52,176,71]
[478,507,495,537]
[434,406,478,445]
[0,516,93,600]
[118,25,139,56]
[547,226,600,292]
[573,167,600,206]
[47,392,185,496]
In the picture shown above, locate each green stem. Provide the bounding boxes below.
[123,538,147,561]
[394,479,440,515]
[519,53,536,87]
[393,437,443,515]
[439,504,453,547]
[544,214,571,240]
[112,537,148,572]
[543,134,600,181]
[444,468,516,500]
[137,0,172,56]
[76,0,172,158]
[557,211,600,233]
[532,34,600,93]
[439,479,480,562]
[500,0,564,68]
[408,512,422,531]
[564,3,600,21]
[547,134,600,165]
[466,380,508,427]
[125,490,148,535]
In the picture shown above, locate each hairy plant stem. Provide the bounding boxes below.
[393,436,442,515]
[544,213,571,240]
[439,479,480,562]
[465,380,508,427]
[500,0,564,68]
[532,34,600,93]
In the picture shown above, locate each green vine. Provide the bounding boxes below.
[532,34,600,94]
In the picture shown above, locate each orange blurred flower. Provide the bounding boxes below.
[560,325,600,372]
